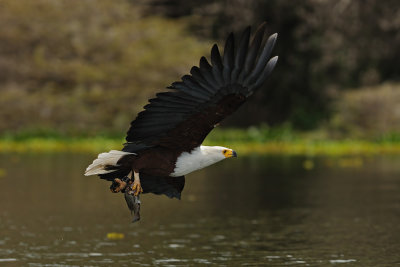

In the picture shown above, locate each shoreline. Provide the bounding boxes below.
[2,137,400,156]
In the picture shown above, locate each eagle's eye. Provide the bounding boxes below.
[223,150,227,154]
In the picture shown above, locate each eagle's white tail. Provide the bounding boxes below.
[84,150,135,176]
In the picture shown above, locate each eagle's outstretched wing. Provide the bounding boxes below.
[124,23,278,153]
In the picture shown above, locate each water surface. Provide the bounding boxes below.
[0,154,399,266]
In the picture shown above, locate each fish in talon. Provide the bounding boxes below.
[124,191,141,222]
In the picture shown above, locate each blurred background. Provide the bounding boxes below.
[1,1,400,265]
[0,0,399,140]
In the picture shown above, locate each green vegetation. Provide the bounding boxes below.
[2,127,400,157]
[326,83,400,139]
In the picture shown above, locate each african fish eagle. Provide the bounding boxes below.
[85,22,278,217]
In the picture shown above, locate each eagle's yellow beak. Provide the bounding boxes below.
[223,149,237,158]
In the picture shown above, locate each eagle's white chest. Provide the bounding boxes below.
[170,146,225,177]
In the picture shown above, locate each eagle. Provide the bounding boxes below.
[85,22,278,221]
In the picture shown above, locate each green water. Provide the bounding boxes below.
[0,154,399,266]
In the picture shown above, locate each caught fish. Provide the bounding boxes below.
[124,191,141,223]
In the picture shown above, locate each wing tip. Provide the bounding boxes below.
[270,55,279,65]
[270,32,278,39]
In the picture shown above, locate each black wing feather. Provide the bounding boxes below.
[245,33,278,87]
[211,44,223,71]
[169,82,209,100]
[150,96,198,108]
[222,33,234,84]
[144,101,192,111]
[155,93,198,106]
[182,75,214,96]
[197,57,221,88]
[232,26,250,82]
[190,66,218,92]
[240,22,266,83]
[251,56,279,91]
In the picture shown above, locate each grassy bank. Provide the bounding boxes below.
[2,127,400,156]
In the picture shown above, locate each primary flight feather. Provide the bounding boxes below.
[85,22,278,221]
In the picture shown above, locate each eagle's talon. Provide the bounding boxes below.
[110,178,127,193]
[130,181,143,196]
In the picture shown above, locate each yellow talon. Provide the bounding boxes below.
[130,171,143,196]
[131,182,143,196]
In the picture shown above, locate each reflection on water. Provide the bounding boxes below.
[0,154,399,266]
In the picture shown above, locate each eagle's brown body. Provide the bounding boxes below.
[117,147,179,177]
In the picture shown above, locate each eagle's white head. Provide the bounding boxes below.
[170,145,237,177]
[201,145,237,160]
